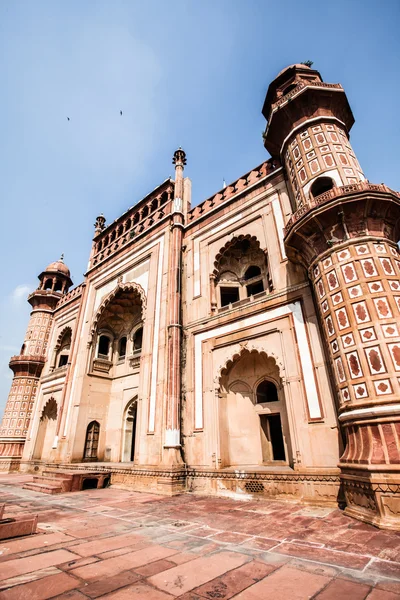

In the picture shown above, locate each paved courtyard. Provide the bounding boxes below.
[0,474,399,599]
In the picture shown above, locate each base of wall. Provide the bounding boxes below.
[341,467,400,531]
[18,461,341,504]
[0,457,22,472]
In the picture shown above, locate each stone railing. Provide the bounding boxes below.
[9,354,46,366]
[269,82,343,118]
[56,282,85,308]
[187,159,279,223]
[284,182,400,236]
[92,181,174,266]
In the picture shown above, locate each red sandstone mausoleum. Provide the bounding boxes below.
[1,64,400,531]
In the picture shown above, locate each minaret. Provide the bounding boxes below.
[263,63,400,530]
[162,148,187,468]
[0,258,72,468]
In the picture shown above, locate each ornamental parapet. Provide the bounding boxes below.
[91,179,174,267]
[56,282,84,309]
[9,354,46,377]
[187,159,279,224]
[284,182,400,237]
[268,81,343,119]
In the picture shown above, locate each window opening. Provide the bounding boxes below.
[133,327,143,352]
[98,335,110,358]
[118,336,127,359]
[58,354,68,368]
[256,380,278,403]
[220,287,239,307]
[244,266,261,280]
[310,177,334,198]
[246,280,264,297]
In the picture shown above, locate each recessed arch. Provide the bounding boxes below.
[90,283,146,343]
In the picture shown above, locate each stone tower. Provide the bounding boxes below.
[0,258,72,469]
[263,63,400,530]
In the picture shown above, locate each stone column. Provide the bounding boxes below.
[162,148,187,467]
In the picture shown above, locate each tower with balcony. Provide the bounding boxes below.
[0,257,72,469]
[263,63,400,529]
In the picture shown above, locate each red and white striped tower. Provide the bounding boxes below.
[0,258,72,469]
[162,148,187,467]
[263,64,400,530]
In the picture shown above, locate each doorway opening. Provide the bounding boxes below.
[122,399,137,462]
[260,414,286,461]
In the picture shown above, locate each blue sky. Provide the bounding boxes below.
[0,0,399,415]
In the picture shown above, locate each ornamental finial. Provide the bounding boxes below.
[172,147,187,167]
[94,213,106,235]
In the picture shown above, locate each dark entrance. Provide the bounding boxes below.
[260,414,286,461]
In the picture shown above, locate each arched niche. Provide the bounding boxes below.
[121,398,138,462]
[212,235,272,309]
[90,283,146,375]
[218,349,290,468]
[33,398,58,461]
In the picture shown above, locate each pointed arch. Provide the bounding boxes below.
[90,282,147,342]
[40,397,58,420]
[213,234,263,277]
[217,346,283,386]
[55,326,72,351]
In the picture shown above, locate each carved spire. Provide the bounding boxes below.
[94,213,106,236]
[172,147,186,168]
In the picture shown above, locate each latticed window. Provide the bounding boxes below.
[84,421,100,459]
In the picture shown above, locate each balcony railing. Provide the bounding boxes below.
[284,182,400,237]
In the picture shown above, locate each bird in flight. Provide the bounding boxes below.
[67,117,70,121]
[120,110,123,116]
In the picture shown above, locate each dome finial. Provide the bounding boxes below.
[60,253,64,262]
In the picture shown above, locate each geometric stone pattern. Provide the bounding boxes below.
[285,121,365,209]
[0,377,36,438]
[311,240,400,465]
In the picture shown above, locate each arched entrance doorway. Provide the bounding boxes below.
[33,398,58,460]
[83,421,100,461]
[122,399,137,462]
[218,349,291,468]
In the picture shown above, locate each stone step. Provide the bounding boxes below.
[32,476,73,492]
[23,482,63,495]
[42,470,75,480]
[0,515,38,540]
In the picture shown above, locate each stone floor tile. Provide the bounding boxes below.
[210,532,254,544]
[148,550,250,596]
[168,552,198,565]
[0,566,61,591]
[189,526,221,538]
[232,565,331,599]
[273,542,370,570]
[365,590,400,599]
[70,544,178,581]
[191,560,276,599]
[314,578,371,599]
[241,537,279,551]
[72,531,145,557]
[134,558,176,577]
[79,570,141,598]
[0,571,80,600]
[0,549,81,581]
[100,582,176,599]
[96,541,151,560]
[58,555,99,571]
[365,558,400,579]
[56,592,88,599]
[0,531,75,556]
[375,581,400,595]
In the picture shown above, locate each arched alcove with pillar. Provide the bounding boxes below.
[33,398,58,461]
[121,397,138,462]
[217,348,291,468]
